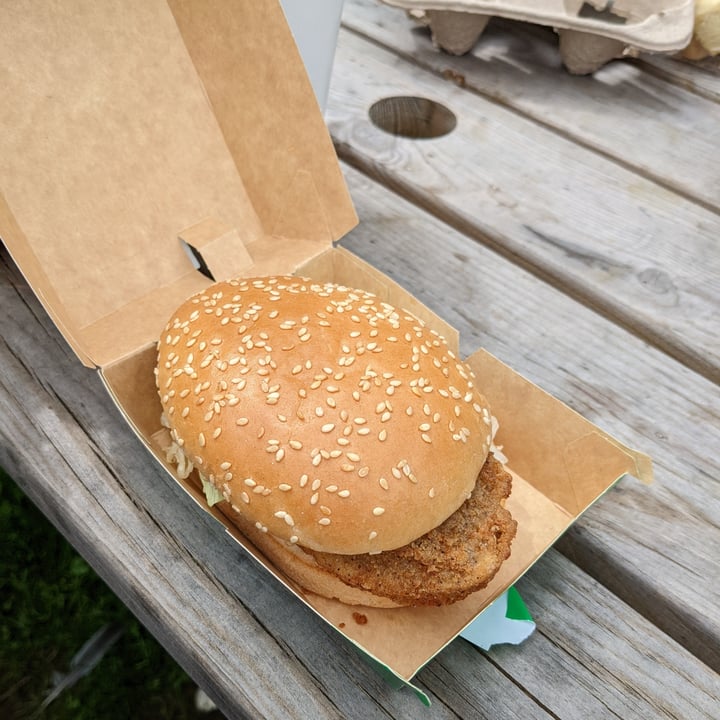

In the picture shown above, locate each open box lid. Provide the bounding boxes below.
[0,0,358,369]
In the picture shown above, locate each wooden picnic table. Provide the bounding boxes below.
[1,1,719,717]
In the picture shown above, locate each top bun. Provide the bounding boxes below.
[156,276,493,555]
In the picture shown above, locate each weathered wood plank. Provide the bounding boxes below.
[327,25,720,385]
[0,264,347,720]
[424,550,720,719]
[504,552,719,719]
[341,1,720,211]
[2,219,718,715]
[0,247,550,718]
[338,163,720,673]
[639,55,720,103]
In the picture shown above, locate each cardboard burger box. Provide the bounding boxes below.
[0,0,652,701]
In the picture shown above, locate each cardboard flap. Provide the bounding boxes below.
[179,218,255,281]
[271,170,333,243]
[467,349,653,515]
[167,0,358,242]
[0,0,357,368]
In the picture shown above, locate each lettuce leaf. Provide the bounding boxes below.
[199,474,224,507]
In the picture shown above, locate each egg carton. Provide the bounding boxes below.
[380,0,696,73]
[683,0,720,59]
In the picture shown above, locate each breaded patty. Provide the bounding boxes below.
[310,455,516,606]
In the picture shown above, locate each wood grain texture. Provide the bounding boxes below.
[2,217,718,716]
[508,551,720,720]
[639,55,720,103]
[327,17,720,385]
[342,1,720,211]
[338,164,720,673]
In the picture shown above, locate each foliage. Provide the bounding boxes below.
[0,467,221,720]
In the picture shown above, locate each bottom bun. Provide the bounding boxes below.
[219,503,402,608]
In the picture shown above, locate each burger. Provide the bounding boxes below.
[156,275,516,607]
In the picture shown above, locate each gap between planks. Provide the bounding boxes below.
[328,24,720,386]
[335,143,720,386]
[340,1,720,216]
[337,162,720,674]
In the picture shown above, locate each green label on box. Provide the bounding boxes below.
[355,587,535,706]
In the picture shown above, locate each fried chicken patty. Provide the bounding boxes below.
[310,455,517,606]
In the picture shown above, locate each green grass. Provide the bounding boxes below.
[0,467,223,720]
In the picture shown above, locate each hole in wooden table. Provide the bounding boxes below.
[369,96,456,139]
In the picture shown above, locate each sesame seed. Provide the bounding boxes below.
[421,433,432,443]
[318,518,331,526]
[236,417,249,426]
[198,432,206,447]
[279,484,292,491]
[372,507,385,516]
[346,452,361,462]
[299,474,309,488]
[338,490,350,498]
[378,429,387,442]
[341,464,355,472]
[369,531,378,540]
[357,428,370,435]
[289,440,303,450]
[275,448,285,462]
[379,477,389,490]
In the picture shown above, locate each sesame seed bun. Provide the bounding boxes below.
[156,276,494,556]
